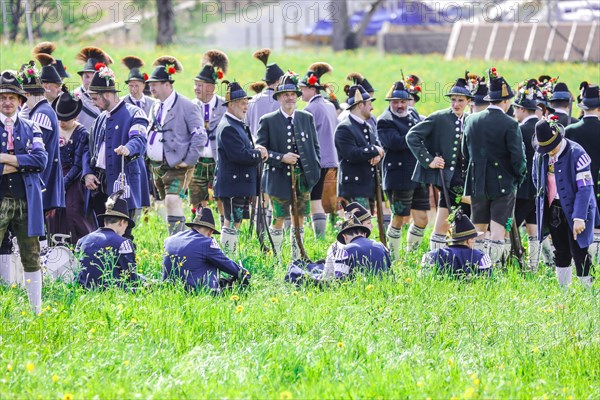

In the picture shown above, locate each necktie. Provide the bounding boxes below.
[5,117,14,151]
[136,100,141,108]
[156,103,164,125]
[547,158,557,206]
[204,103,210,129]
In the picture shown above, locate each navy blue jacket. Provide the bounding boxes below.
[533,139,599,248]
[335,116,381,197]
[163,229,249,292]
[29,99,65,210]
[517,116,539,200]
[422,245,491,276]
[61,124,88,189]
[377,107,420,190]
[565,116,600,201]
[214,114,262,198]
[76,227,140,289]
[334,236,391,278]
[83,101,150,210]
[0,116,48,236]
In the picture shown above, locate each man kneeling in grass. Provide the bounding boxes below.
[421,210,491,276]
[77,191,142,290]
[162,207,250,293]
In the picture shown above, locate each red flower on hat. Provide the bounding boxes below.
[414,85,421,92]
[217,70,224,80]
[143,73,149,81]
[550,115,559,121]
[95,62,106,71]
[308,75,318,85]
[191,207,197,215]
[408,77,414,82]
[64,66,67,71]
[167,66,176,75]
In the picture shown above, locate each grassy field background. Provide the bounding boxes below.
[0,45,599,398]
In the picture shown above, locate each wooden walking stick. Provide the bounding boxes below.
[255,161,276,256]
[374,163,387,247]
[290,166,309,261]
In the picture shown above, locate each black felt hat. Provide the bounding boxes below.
[299,62,332,90]
[337,215,371,244]
[18,61,44,95]
[446,78,473,98]
[51,88,82,121]
[484,67,514,101]
[0,70,28,103]
[223,80,251,105]
[578,82,600,110]
[147,56,183,84]
[32,41,69,79]
[344,84,376,109]
[76,46,113,76]
[97,191,135,228]
[195,50,229,84]
[447,210,482,243]
[549,82,571,102]
[253,48,284,84]
[347,72,375,94]
[343,202,372,223]
[385,81,411,101]
[122,56,148,84]
[35,53,62,84]
[272,72,302,100]
[514,79,540,111]
[535,117,564,154]
[186,207,221,234]
[87,65,120,93]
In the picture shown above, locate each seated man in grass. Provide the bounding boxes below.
[286,209,390,283]
[421,210,491,276]
[162,207,250,293]
[76,191,142,290]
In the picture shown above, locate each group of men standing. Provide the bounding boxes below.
[0,43,598,313]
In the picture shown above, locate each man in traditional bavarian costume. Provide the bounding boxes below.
[74,47,113,131]
[407,77,471,251]
[34,52,63,104]
[214,81,268,253]
[339,73,378,129]
[256,73,321,259]
[0,71,48,314]
[335,85,384,223]
[468,74,489,114]
[378,81,428,256]
[513,79,542,271]
[31,41,70,82]
[533,117,597,288]
[82,65,149,230]
[121,56,156,117]
[299,62,339,238]
[146,56,204,235]
[463,67,526,265]
[189,50,228,210]
[18,61,65,247]
[247,48,285,137]
[565,83,600,263]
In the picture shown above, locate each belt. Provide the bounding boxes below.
[200,157,215,164]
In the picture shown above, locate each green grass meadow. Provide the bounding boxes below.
[0,46,599,398]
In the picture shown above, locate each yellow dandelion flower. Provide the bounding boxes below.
[230,295,240,301]
[130,318,137,324]
[463,386,476,399]
[292,291,298,296]
[25,362,35,372]
[469,373,478,380]
[21,311,27,316]
[562,388,567,393]
[52,374,60,383]
[26,279,31,283]
[7,364,12,372]
[235,305,244,313]
[11,283,17,289]
[117,304,123,311]
[473,378,480,386]
[448,358,454,366]
[63,393,73,400]
[123,360,130,365]
[532,346,540,353]
[567,396,574,400]
[270,297,279,303]
[280,391,293,400]
[405,277,411,283]
[451,397,458,400]
[337,341,344,348]
[417,381,424,387]
[366,284,374,291]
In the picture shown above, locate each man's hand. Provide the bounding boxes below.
[573,219,586,240]
[256,145,269,161]
[84,174,100,190]
[375,145,385,158]
[369,155,382,166]
[114,145,130,156]
[460,195,471,205]
[0,153,6,164]
[429,156,445,169]
[282,152,300,165]
[175,162,189,169]
[2,165,17,175]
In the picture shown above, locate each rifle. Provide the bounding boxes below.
[509,215,526,270]
[290,166,309,261]
[374,163,387,247]
[255,161,276,256]
[438,166,452,210]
